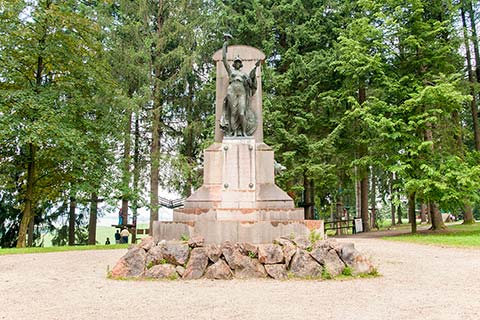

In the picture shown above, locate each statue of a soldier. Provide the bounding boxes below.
[220,34,260,137]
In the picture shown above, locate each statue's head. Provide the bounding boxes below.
[233,55,243,69]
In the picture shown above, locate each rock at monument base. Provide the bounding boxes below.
[289,249,322,278]
[292,236,311,250]
[239,242,258,257]
[340,243,375,275]
[204,259,233,280]
[183,247,208,280]
[258,244,284,264]
[144,264,178,279]
[282,241,297,267]
[161,242,190,266]
[145,245,164,267]
[206,243,222,263]
[310,247,345,277]
[265,264,287,280]
[221,242,244,269]
[188,235,205,248]
[111,246,146,278]
[110,238,375,280]
[234,257,267,279]
[176,265,186,277]
[139,236,155,251]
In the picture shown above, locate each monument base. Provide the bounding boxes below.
[152,219,323,244]
[152,137,324,244]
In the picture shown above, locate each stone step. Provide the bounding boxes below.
[153,219,323,244]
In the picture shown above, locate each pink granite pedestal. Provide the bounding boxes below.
[152,138,324,244]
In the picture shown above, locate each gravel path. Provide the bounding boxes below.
[1,238,479,320]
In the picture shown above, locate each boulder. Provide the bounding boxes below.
[324,250,346,276]
[187,235,204,248]
[265,264,287,280]
[234,257,267,279]
[175,265,185,277]
[222,242,267,278]
[205,243,222,263]
[183,247,208,280]
[204,259,233,280]
[310,248,345,277]
[144,263,178,279]
[258,244,284,264]
[239,242,258,257]
[274,237,295,247]
[289,249,322,278]
[282,242,296,267]
[292,236,311,250]
[161,242,190,266]
[221,242,245,269]
[145,245,164,267]
[340,244,374,275]
[111,246,146,278]
[138,236,155,252]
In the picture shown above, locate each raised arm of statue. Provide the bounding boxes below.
[222,41,231,76]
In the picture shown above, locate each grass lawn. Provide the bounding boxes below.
[384,223,480,248]
[0,224,150,255]
[0,243,130,255]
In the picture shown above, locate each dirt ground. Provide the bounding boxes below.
[1,238,479,320]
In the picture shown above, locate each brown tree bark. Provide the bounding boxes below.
[463,204,475,225]
[303,173,314,220]
[132,113,141,242]
[370,168,377,229]
[17,144,36,248]
[466,0,480,83]
[27,218,35,247]
[389,172,396,226]
[68,196,76,246]
[397,204,403,224]
[461,4,480,151]
[149,0,165,234]
[88,192,98,245]
[408,192,417,233]
[358,85,370,232]
[360,176,370,232]
[429,202,447,230]
[420,203,428,224]
[121,109,133,226]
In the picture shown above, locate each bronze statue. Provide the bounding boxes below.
[220,34,259,137]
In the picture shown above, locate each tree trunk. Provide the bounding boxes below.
[17,143,36,248]
[390,172,396,226]
[397,204,403,224]
[149,0,165,235]
[360,176,370,232]
[27,218,35,247]
[461,4,480,150]
[132,113,141,242]
[88,192,98,245]
[370,168,377,229]
[121,109,132,226]
[463,204,475,224]
[303,173,314,220]
[420,203,428,223]
[355,167,361,218]
[466,0,480,83]
[68,196,76,246]
[429,202,447,230]
[408,192,416,233]
[358,85,370,232]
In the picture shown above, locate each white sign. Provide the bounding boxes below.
[354,218,363,233]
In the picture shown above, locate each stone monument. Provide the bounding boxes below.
[152,38,323,244]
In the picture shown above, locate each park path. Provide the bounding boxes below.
[0,238,479,320]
